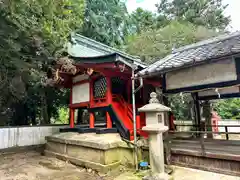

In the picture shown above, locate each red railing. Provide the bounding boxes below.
[112,94,148,139]
[112,94,133,121]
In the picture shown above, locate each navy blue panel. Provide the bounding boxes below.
[235,57,240,80]
[162,74,167,93]
[96,128,118,134]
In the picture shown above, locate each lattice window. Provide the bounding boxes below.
[93,76,107,98]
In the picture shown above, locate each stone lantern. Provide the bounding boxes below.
[138,92,171,180]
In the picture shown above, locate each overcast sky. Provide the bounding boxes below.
[126,0,240,32]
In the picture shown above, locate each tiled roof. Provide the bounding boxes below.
[68,33,147,68]
[138,31,240,77]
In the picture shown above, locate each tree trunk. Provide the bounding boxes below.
[41,90,49,125]
[202,101,213,138]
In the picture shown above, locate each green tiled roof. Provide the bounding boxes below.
[67,33,147,68]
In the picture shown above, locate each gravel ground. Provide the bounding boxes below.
[0,151,239,180]
[0,151,113,180]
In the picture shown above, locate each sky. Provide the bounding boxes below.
[125,0,240,32]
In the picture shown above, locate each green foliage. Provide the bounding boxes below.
[125,1,230,120]
[128,8,168,34]
[52,107,69,124]
[80,0,130,47]
[214,99,240,119]
[0,0,84,125]
[0,0,232,125]
[168,94,193,120]
[157,0,230,30]
[126,21,218,63]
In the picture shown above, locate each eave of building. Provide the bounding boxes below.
[70,53,146,71]
[137,31,240,78]
[68,33,147,70]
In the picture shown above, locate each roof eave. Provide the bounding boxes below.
[138,52,240,78]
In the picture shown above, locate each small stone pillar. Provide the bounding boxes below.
[138,92,171,180]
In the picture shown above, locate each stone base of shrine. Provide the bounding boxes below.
[44,133,139,173]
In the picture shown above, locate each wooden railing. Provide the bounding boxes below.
[163,124,240,161]
[112,94,133,121]
[173,124,240,140]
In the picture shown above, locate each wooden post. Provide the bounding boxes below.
[70,108,75,128]
[106,76,112,128]
[89,77,95,128]
[90,112,95,128]
[69,85,75,128]
[225,126,229,140]
[203,100,213,138]
[106,112,112,128]
[200,132,206,156]
[193,93,201,134]
[89,78,94,107]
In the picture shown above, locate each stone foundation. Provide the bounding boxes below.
[44,133,137,172]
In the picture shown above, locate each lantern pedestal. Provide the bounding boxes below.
[138,92,172,180]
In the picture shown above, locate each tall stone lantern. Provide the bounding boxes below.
[138,92,171,180]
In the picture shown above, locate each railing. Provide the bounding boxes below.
[112,94,133,121]
[173,124,240,140]
[163,124,240,162]
[167,130,240,158]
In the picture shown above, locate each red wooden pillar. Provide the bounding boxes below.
[106,112,111,128]
[89,112,95,128]
[70,109,75,128]
[89,78,95,128]
[106,76,112,128]
[69,86,75,128]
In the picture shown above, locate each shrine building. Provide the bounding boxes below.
[49,34,161,140]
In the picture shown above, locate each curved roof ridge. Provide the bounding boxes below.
[73,33,143,62]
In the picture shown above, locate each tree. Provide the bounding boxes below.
[0,0,84,125]
[126,21,218,64]
[125,21,220,120]
[214,99,240,119]
[80,0,130,46]
[125,1,230,121]
[157,0,230,30]
[128,8,168,34]
[168,94,193,120]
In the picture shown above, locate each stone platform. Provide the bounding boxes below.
[44,133,138,173]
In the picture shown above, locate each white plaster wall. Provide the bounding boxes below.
[72,83,90,104]
[0,126,65,150]
[73,74,89,83]
[166,59,237,90]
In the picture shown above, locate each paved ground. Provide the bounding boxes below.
[0,151,239,180]
[116,167,240,180]
[172,166,240,180]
